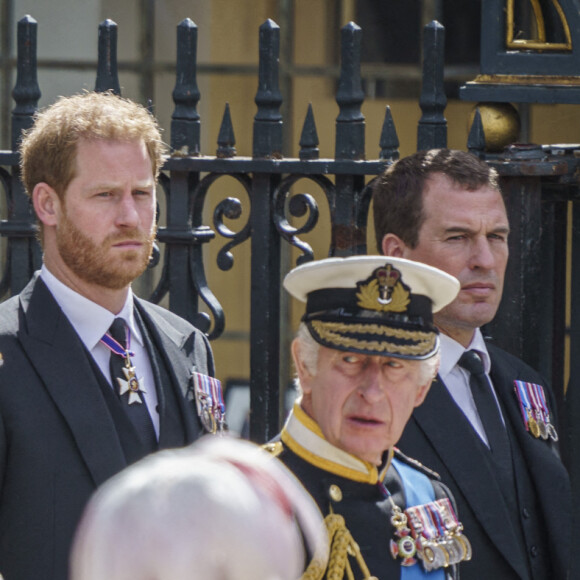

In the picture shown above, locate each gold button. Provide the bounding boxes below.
[329,484,342,502]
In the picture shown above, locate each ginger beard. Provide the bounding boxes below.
[56,209,156,291]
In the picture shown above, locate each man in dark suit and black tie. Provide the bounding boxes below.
[372,149,571,580]
[0,92,219,580]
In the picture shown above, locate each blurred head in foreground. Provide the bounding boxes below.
[70,435,326,580]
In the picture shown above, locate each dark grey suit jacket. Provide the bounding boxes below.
[397,343,571,580]
[0,275,215,580]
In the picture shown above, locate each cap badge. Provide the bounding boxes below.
[356,264,410,313]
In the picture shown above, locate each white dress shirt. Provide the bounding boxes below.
[40,265,160,436]
[439,329,506,447]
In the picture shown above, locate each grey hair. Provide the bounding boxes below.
[418,347,440,384]
[294,323,321,375]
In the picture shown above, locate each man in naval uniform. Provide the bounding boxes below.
[0,92,221,580]
[267,256,469,579]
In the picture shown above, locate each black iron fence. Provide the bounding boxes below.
[1,15,580,463]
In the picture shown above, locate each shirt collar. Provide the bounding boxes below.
[40,264,143,351]
[439,328,491,379]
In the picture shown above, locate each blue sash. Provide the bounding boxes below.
[391,457,445,580]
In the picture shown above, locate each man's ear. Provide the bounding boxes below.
[32,183,61,227]
[381,233,407,257]
[413,380,432,408]
[414,355,440,407]
[291,339,313,395]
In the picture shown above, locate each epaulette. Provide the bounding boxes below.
[263,440,284,457]
[393,447,441,480]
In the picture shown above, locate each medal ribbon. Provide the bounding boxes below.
[427,503,447,538]
[209,376,226,419]
[100,325,135,359]
[530,383,547,423]
[534,384,549,416]
[531,383,558,440]
[514,380,533,430]
[193,372,226,426]
[436,498,459,532]
[405,506,425,536]
[528,382,542,421]
[195,373,214,413]
[416,504,438,540]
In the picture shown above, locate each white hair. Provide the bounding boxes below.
[70,435,326,580]
[294,323,321,374]
[293,322,440,389]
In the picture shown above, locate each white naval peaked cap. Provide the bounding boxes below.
[283,256,459,360]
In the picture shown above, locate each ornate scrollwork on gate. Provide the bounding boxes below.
[273,174,333,266]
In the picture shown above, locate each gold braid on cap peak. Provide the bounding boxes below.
[310,320,436,357]
[301,513,377,580]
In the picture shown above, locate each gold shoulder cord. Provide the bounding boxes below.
[301,513,378,580]
[262,443,378,579]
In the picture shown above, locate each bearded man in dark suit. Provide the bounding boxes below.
[0,92,219,580]
[373,148,571,580]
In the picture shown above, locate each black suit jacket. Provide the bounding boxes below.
[0,275,215,580]
[397,343,571,580]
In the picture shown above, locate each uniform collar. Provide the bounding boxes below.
[281,403,393,484]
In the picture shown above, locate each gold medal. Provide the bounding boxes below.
[454,531,473,561]
[527,409,540,438]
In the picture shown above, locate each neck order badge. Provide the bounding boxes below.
[101,319,147,405]
[101,318,158,452]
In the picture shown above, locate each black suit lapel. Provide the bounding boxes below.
[18,277,127,486]
[411,377,529,579]
[134,299,202,445]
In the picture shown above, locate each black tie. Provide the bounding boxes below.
[108,318,158,453]
[458,350,513,477]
